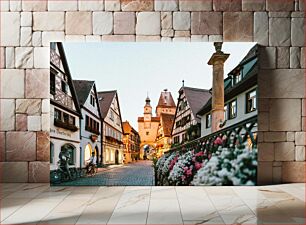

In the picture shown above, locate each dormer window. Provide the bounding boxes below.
[234,72,242,84]
[206,114,211,128]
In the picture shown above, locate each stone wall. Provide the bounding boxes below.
[0,0,305,184]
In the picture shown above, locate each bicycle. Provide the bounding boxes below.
[86,163,97,177]
[50,161,78,184]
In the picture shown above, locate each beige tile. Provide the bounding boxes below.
[147,199,183,224]
[176,187,216,221]
[5,184,49,199]
[2,198,62,224]
[108,187,151,224]
[148,187,182,224]
[0,198,32,221]
[276,184,306,202]
[76,187,124,224]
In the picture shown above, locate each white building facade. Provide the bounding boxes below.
[98,91,124,165]
[73,80,102,168]
[200,86,258,136]
[50,43,82,171]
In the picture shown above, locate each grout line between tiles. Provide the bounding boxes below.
[231,187,262,223]
[174,187,185,225]
[105,186,127,225]
[75,187,101,224]
[37,186,75,223]
[202,187,227,225]
[145,186,152,225]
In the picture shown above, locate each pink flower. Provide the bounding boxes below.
[186,168,192,176]
[195,151,204,157]
[208,153,212,159]
[214,137,222,145]
[169,156,178,171]
[182,175,186,181]
[195,162,202,170]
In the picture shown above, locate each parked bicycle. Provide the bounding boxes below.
[50,149,78,184]
[50,160,78,184]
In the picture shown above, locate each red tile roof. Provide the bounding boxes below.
[122,121,132,134]
[160,113,175,137]
[157,90,176,108]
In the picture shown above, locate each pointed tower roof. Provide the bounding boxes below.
[145,94,151,107]
[157,89,176,108]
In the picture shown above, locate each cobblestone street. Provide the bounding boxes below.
[55,160,155,186]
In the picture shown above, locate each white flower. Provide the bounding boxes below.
[192,145,257,186]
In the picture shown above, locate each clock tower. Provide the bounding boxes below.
[144,96,152,128]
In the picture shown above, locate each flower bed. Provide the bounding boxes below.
[192,146,257,186]
[154,139,257,186]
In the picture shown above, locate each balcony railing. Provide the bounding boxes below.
[54,119,78,132]
[105,135,123,145]
[85,126,100,135]
[167,115,257,154]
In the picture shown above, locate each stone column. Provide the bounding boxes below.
[208,42,230,133]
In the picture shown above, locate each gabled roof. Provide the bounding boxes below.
[239,44,258,65]
[157,90,176,108]
[98,90,117,119]
[182,87,211,122]
[53,43,82,118]
[73,80,102,120]
[122,121,132,134]
[122,121,138,135]
[171,86,211,135]
[160,113,175,137]
[73,80,94,106]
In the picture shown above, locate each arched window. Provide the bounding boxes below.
[50,142,54,163]
[84,144,93,162]
[61,144,76,165]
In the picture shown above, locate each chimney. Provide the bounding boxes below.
[208,42,230,133]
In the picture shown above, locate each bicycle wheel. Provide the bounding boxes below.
[50,170,61,184]
[81,168,87,177]
[70,168,77,181]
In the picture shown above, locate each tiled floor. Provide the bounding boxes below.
[0,183,305,224]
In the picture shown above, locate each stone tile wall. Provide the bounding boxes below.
[0,0,305,184]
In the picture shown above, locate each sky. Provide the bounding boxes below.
[63,42,255,130]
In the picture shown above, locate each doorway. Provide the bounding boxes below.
[115,150,119,164]
[95,146,99,165]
